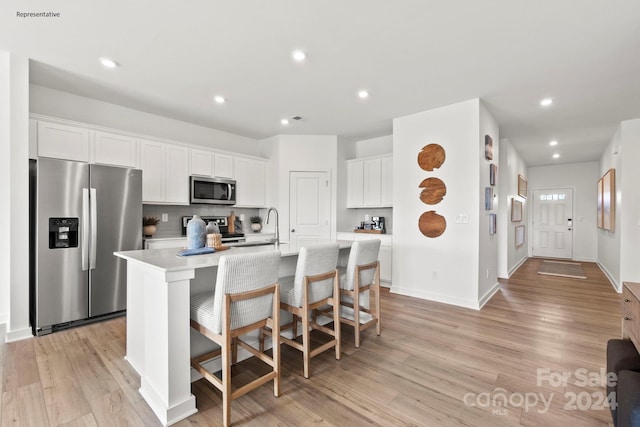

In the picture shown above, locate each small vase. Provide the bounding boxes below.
[250,223,262,233]
[187,215,206,249]
[143,225,157,237]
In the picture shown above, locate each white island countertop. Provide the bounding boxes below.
[115,239,353,273]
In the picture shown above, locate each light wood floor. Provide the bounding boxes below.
[1,258,620,426]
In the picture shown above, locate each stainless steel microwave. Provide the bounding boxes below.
[190,176,236,205]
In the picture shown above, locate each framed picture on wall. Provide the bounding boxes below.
[485,187,493,210]
[511,198,523,222]
[597,177,604,228]
[602,168,615,231]
[489,213,497,235]
[517,174,528,198]
[515,225,525,248]
[490,163,497,186]
[485,135,493,160]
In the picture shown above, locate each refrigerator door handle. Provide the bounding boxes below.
[82,188,90,271]
[90,188,97,270]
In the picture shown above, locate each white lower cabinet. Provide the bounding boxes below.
[144,238,187,250]
[336,232,392,285]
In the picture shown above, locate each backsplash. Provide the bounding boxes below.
[142,205,260,238]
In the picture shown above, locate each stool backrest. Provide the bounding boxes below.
[293,243,339,307]
[211,250,280,334]
[344,239,381,291]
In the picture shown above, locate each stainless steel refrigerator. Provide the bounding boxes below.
[29,158,142,335]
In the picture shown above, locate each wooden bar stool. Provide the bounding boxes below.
[337,239,381,347]
[263,242,340,379]
[190,250,281,427]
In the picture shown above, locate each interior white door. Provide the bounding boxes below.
[289,171,331,246]
[532,188,574,259]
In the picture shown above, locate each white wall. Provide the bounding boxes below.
[528,162,599,263]
[0,52,10,325]
[478,102,500,305]
[598,128,622,287]
[392,99,495,309]
[619,119,640,284]
[0,52,31,340]
[261,135,338,242]
[598,118,640,290]
[30,85,261,156]
[355,135,393,158]
[498,138,529,277]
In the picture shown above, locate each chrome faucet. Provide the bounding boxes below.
[266,207,279,246]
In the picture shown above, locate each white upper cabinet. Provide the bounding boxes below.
[214,153,234,178]
[164,144,189,204]
[93,130,138,168]
[190,148,214,177]
[140,139,189,205]
[139,139,165,203]
[347,160,364,208]
[363,157,382,206]
[380,155,393,207]
[37,121,89,162]
[347,154,392,208]
[234,156,267,207]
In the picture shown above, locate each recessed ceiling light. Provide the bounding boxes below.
[281,119,289,125]
[549,140,558,146]
[213,95,225,104]
[553,153,560,159]
[99,57,119,69]
[292,50,306,62]
[540,98,553,107]
[358,90,369,99]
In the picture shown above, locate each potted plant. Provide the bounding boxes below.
[250,216,262,233]
[143,216,160,237]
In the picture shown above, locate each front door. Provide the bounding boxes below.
[532,188,574,259]
[289,171,331,246]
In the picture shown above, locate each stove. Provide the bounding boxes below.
[181,216,245,243]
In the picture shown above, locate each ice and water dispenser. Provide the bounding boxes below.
[48,218,79,249]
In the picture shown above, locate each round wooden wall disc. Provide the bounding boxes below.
[419,177,446,205]
[418,211,446,238]
[417,144,445,171]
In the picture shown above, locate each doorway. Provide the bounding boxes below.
[289,171,331,246]
[532,188,574,259]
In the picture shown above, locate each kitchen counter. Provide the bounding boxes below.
[114,239,352,426]
[119,239,351,272]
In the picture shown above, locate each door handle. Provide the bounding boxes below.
[291,228,296,232]
[90,188,97,270]
[82,188,89,271]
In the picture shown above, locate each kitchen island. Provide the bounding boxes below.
[114,240,352,426]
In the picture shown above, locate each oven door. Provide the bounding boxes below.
[190,176,236,205]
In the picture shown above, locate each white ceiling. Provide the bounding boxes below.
[2,1,639,166]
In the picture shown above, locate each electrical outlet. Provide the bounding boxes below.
[432,271,438,280]
[486,268,490,279]
[161,213,168,222]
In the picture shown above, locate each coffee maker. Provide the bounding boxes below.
[371,216,385,233]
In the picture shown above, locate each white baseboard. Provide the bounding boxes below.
[478,282,501,309]
[5,326,33,343]
[390,286,482,310]
[506,256,528,278]
[597,262,620,293]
